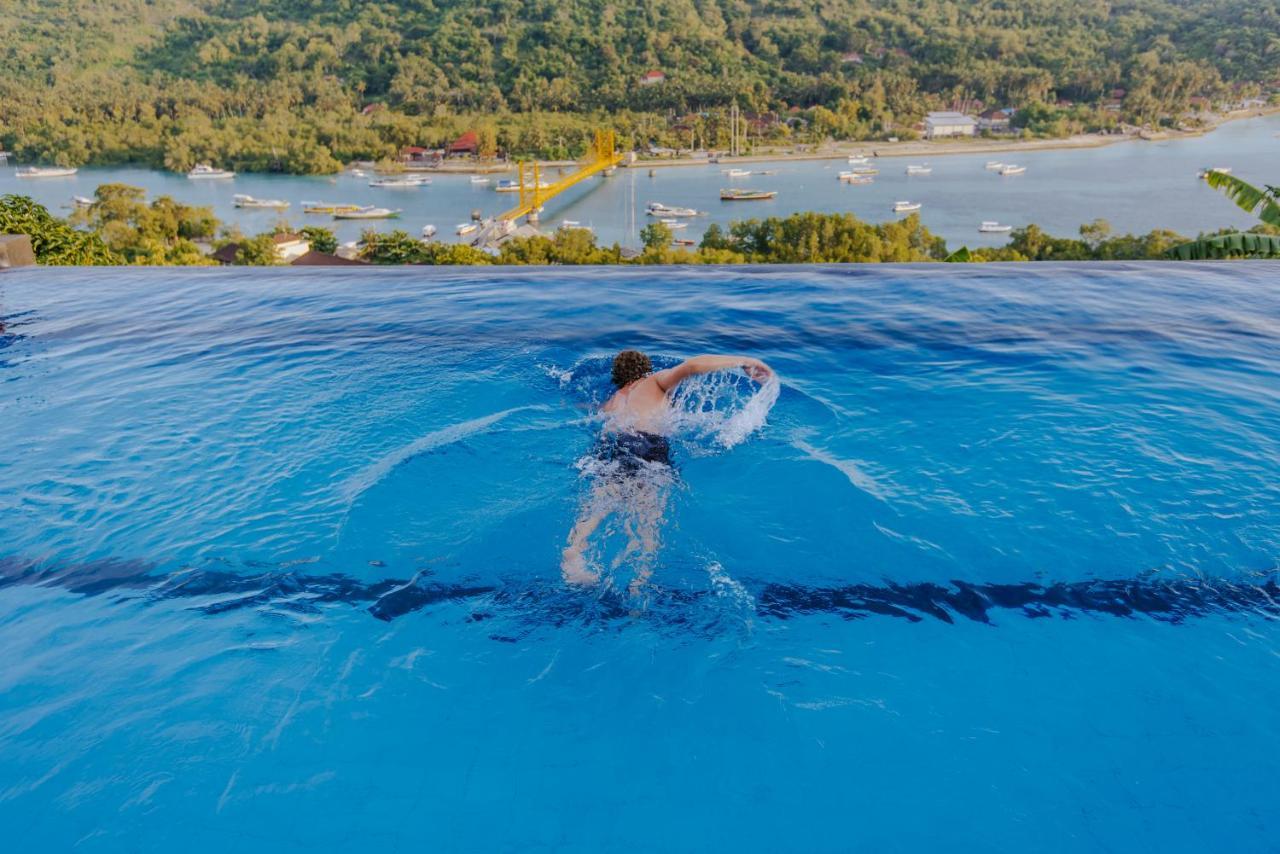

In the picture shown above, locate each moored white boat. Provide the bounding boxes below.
[999,164,1026,176]
[421,225,437,239]
[906,164,932,175]
[470,175,490,184]
[559,220,593,232]
[456,222,479,236]
[985,161,1004,170]
[659,218,688,230]
[72,195,94,208]
[494,179,551,192]
[646,202,700,217]
[893,200,922,212]
[849,166,879,175]
[723,168,751,177]
[187,163,235,179]
[847,156,870,165]
[979,221,1013,233]
[332,206,401,220]
[16,166,78,178]
[233,194,289,209]
[370,175,430,187]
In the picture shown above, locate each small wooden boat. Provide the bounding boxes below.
[720,188,776,201]
[302,202,363,214]
[893,201,922,213]
[333,206,401,220]
[979,221,1013,233]
[16,166,78,178]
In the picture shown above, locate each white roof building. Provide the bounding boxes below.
[924,111,977,139]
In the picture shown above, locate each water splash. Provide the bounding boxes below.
[668,370,780,451]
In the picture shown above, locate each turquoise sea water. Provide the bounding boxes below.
[2,263,1279,851]
[3,113,1278,249]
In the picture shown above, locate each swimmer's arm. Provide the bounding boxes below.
[652,355,772,391]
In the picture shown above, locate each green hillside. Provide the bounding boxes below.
[2,0,1278,172]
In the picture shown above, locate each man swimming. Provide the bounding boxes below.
[561,350,773,589]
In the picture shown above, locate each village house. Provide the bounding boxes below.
[923,111,977,139]
[399,145,439,164]
[639,70,666,86]
[210,233,311,265]
[447,130,479,158]
[977,109,1012,132]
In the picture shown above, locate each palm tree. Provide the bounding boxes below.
[1167,171,1280,259]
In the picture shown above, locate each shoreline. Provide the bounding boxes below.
[425,104,1277,174]
[624,105,1280,170]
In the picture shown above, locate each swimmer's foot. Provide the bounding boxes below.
[561,547,599,587]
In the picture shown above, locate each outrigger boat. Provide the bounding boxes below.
[302,202,363,214]
[720,188,777,201]
[233,194,290,209]
[332,206,401,220]
[16,166,78,178]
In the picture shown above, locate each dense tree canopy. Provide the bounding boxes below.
[1,0,1277,172]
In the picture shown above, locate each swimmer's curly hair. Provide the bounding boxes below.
[611,350,653,387]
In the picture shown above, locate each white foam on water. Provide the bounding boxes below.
[668,370,781,451]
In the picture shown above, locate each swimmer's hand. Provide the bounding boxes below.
[742,358,773,382]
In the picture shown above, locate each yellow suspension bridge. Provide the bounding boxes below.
[497,130,624,224]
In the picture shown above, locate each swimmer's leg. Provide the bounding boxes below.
[561,480,618,586]
[623,470,672,597]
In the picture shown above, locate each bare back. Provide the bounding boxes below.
[601,376,673,435]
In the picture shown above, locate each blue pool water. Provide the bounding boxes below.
[2,264,1279,851]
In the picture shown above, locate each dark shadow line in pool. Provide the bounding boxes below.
[2,556,1277,630]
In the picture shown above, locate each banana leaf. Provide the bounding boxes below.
[1167,231,1280,260]
[1204,171,1280,227]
